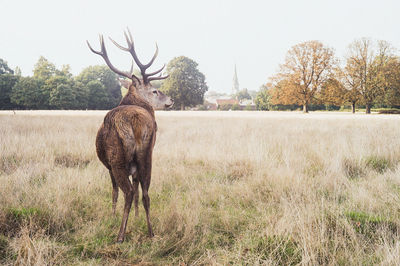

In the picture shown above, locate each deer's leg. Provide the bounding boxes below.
[132,172,140,217]
[140,180,153,237]
[111,167,133,243]
[109,170,119,215]
[138,162,154,238]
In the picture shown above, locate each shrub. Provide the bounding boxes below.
[231,104,240,110]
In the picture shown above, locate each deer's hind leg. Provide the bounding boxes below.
[129,164,140,217]
[132,173,140,217]
[109,170,119,215]
[111,166,134,243]
[137,153,154,238]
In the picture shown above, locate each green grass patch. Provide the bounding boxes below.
[2,207,49,235]
[345,211,398,238]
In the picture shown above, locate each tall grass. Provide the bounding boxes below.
[1,111,400,264]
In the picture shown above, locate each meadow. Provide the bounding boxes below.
[1,110,400,265]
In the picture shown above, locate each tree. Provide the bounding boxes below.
[270,41,336,113]
[160,56,208,110]
[255,85,271,110]
[86,80,109,109]
[0,58,14,74]
[45,75,75,109]
[0,74,19,109]
[319,77,345,107]
[380,56,400,107]
[49,84,75,109]
[76,65,121,108]
[236,88,251,101]
[344,39,393,113]
[72,81,89,109]
[336,63,362,113]
[56,64,73,78]
[11,77,44,109]
[33,56,56,81]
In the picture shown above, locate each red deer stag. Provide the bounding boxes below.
[87,29,173,243]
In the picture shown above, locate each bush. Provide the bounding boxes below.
[231,104,240,110]
[244,104,255,111]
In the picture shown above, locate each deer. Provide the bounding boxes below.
[87,29,173,243]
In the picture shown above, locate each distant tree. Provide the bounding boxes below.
[0,59,14,74]
[380,56,400,107]
[318,77,351,110]
[270,40,336,113]
[45,75,75,109]
[33,56,56,81]
[160,56,208,110]
[76,65,121,108]
[344,39,393,113]
[11,77,44,109]
[57,64,73,78]
[248,90,258,99]
[0,74,19,109]
[255,85,271,110]
[73,81,89,109]
[336,63,362,113]
[49,84,75,109]
[86,80,109,109]
[236,88,251,101]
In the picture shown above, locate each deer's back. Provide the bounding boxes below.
[96,105,156,170]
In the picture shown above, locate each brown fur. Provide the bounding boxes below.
[88,30,172,242]
[96,87,158,242]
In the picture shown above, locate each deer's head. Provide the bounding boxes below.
[87,29,173,109]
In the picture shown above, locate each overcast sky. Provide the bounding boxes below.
[2,0,400,93]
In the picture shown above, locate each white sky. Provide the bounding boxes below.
[1,0,400,93]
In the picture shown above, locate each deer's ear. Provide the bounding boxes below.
[119,79,131,89]
[131,79,140,88]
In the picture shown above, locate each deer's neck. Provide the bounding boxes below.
[119,92,155,119]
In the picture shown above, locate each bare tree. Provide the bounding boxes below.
[87,29,173,242]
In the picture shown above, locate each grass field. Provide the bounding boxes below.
[1,111,400,265]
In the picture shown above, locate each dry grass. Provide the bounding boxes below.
[1,111,400,265]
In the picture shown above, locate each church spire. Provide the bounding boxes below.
[232,64,239,94]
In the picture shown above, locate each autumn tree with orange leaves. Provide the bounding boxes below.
[270,40,336,113]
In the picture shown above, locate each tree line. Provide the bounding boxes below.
[0,55,208,111]
[255,38,400,113]
[2,38,399,113]
[0,56,122,110]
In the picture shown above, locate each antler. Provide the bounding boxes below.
[87,35,140,83]
[109,28,168,84]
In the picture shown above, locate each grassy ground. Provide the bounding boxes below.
[1,111,400,265]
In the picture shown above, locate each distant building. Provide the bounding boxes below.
[232,64,239,95]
